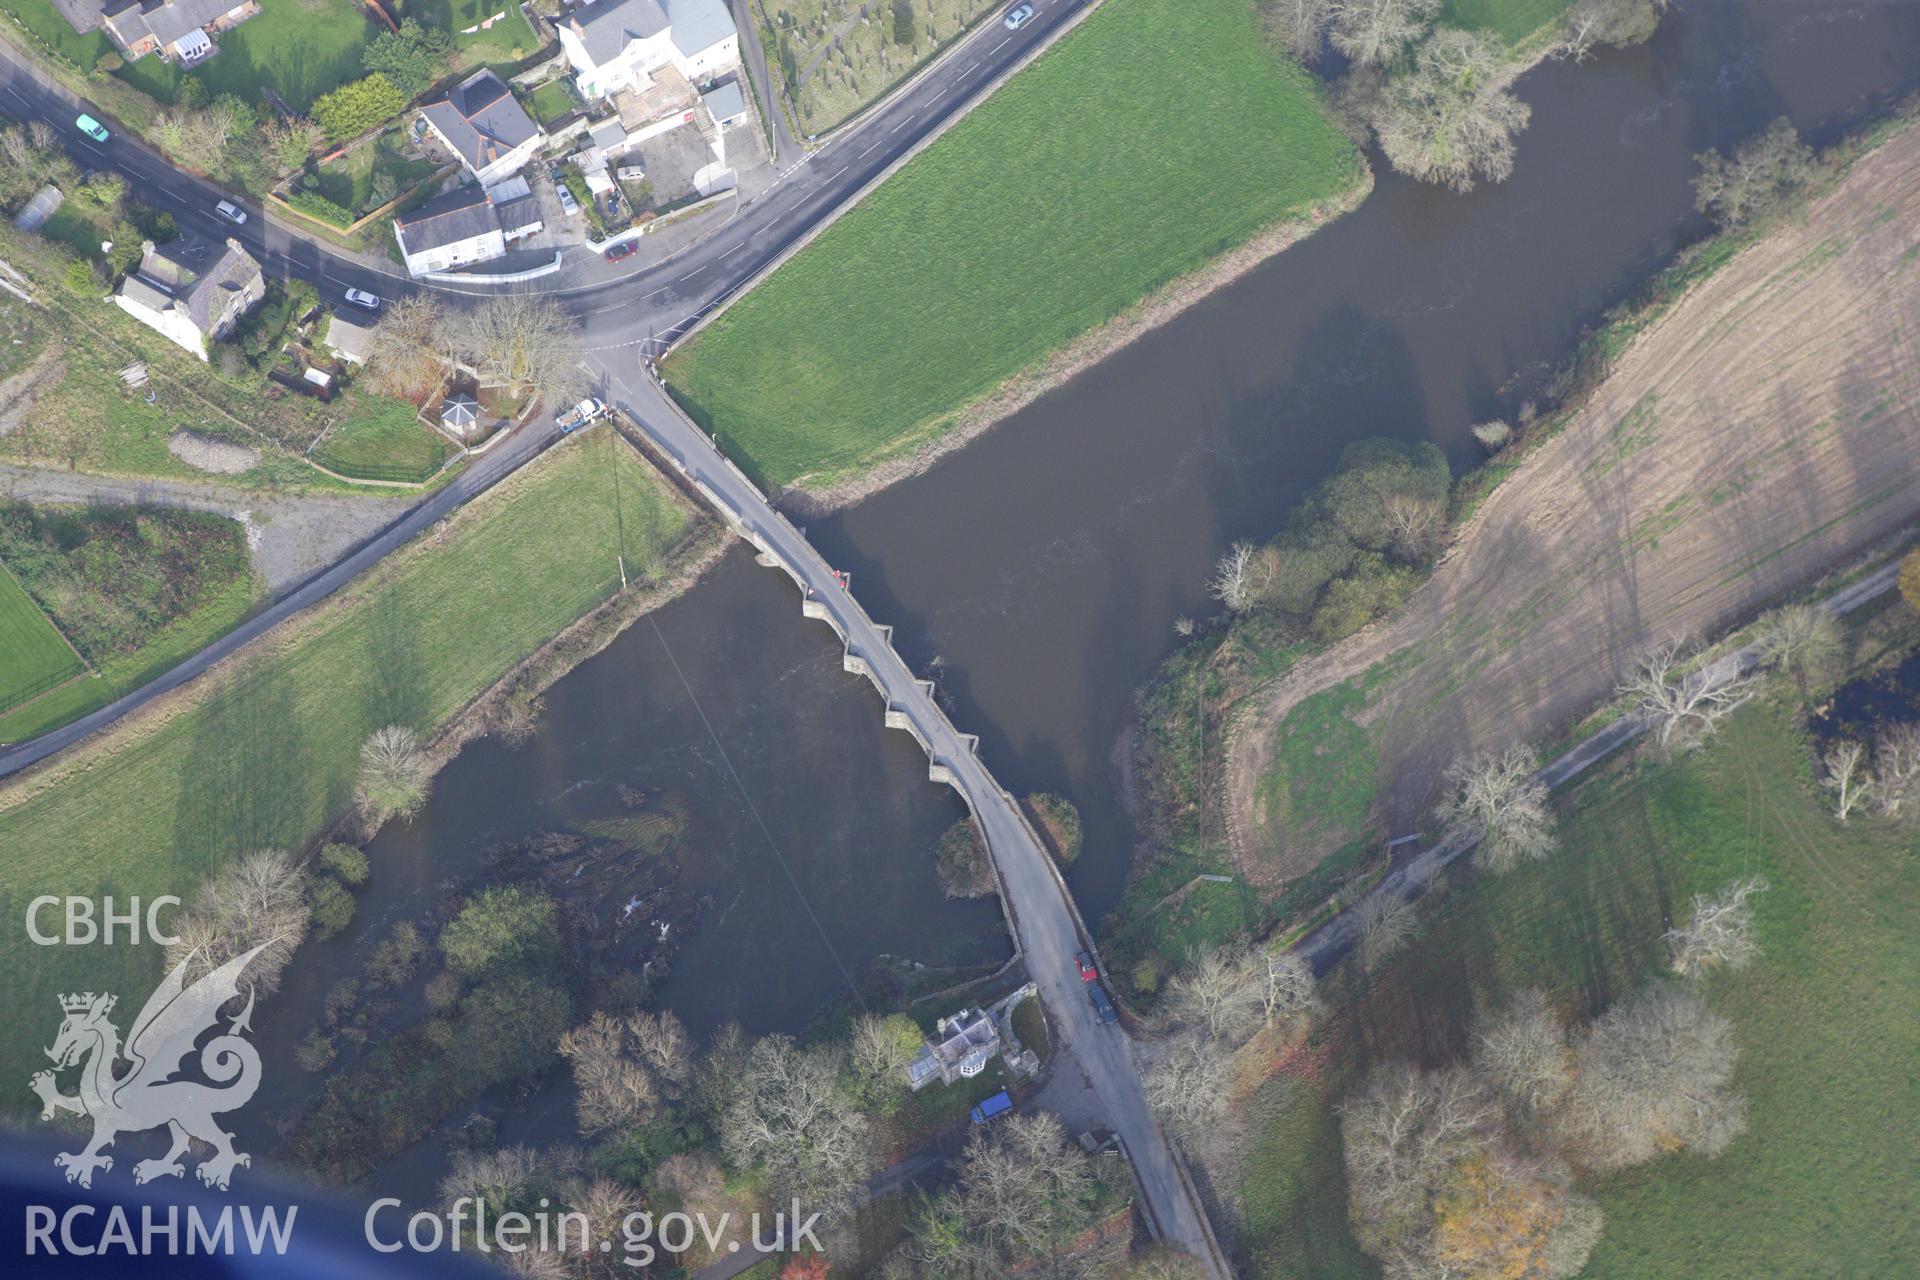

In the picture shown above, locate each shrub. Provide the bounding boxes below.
[309,876,356,939]
[1026,793,1084,864]
[313,75,410,142]
[366,921,426,988]
[295,1031,336,1072]
[319,842,370,886]
[439,886,562,982]
[935,819,994,899]
[284,189,356,229]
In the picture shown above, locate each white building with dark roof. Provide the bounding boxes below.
[557,0,739,102]
[112,234,264,360]
[906,1008,1003,1091]
[393,182,546,278]
[421,69,547,188]
[99,0,259,64]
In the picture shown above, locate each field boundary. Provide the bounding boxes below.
[0,555,90,715]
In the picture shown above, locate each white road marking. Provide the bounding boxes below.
[719,242,747,259]
[678,265,707,281]
[992,37,1011,53]
[890,114,915,134]
[858,138,883,157]
[824,166,846,182]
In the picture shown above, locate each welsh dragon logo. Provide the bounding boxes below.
[28,941,272,1190]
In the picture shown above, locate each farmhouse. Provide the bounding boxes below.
[393,182,545,278]
[421,69,547,188]
[112,234,264,361]
[99,0,259,65]
[556,0,739,102]
[906,1007,1002,1091]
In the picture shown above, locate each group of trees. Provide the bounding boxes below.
[1342,979,1745,1278]
[1209,438,1449,643]
[1693,116,1819,230]
[363,292,589,408]
[1260,0,1666,192]
[1820,721,1920,822]
[1143,942,1320,1146]
[363,19,456,99]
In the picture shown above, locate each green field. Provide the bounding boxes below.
[1235,690,1920,1278]
[0,559,83,712]
[0,432,694,1105]
[1440,0,1574,45]
[311,393,454,482]
[665,0,1361,492]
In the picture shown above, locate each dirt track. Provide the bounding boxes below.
[1228,122,1920,882]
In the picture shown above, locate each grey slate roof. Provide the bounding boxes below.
[395,183,500,253]
[102,0,244,51]
[422,69,542,174]
[665,0,734,60]
[570,0,668,65]
[324,313,376,363]
[120,233,263,337]
[700,80,744,122]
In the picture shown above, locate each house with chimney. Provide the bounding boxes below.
[99,0,259,65]
[393,181,544,278]
[112,234,264,360]
[556,0,739,103]
[420,69,547,189]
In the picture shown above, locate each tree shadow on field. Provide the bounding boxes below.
[365,590,431,733]
[170,657,311,876]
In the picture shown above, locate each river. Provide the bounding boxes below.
[276,0,1920,1196]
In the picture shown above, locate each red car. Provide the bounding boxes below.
[604,239,639,264]
[1076,950,1098,982]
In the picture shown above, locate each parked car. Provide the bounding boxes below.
[555,182,581,217]
[604,239,639,265]
[1004,3,1035,29]
[556,398,605,433]
[1075,950,1099,982]
[214,200,248,226]
[74,114,109,143]
[343,288,382,311]
[1088,983,1119,1025]
[970,1090,1014,1125]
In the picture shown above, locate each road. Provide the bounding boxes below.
[605,371,1230,1278]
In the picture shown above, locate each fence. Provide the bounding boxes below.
[0,664,87,716]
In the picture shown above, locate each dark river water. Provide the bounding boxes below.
[263,0,1920,1195]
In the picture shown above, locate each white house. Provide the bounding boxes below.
[420,69,546,188]
[112,234,264,361]
[906,1008,1002,1091]
[99,0,259,65]
[557,0,739,102]
[393,182,545,278]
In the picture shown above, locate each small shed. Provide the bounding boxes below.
[701,81,748,132]
[13,185,63,233]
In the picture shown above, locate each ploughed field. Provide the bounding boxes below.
[1231,120,1920,881]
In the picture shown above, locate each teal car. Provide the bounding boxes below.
[75,114,109,143]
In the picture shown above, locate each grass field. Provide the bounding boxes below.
[311,394,454,482]
[420,0,539,69]
[0,431,695,1106]
[665,0,1361,493]
[1440,0,1573,46]
[0,559,83,712]
[1231,684,1920,1278]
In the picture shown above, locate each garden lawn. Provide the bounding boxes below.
[308,135,442,221]
[0,559,83,711]
[664,0,1361,492]
[1440,0,1573,46]
[311,392,453,482]
[0,431,692,1108]
[524,79,576,126]
[1235,699,1920,1279]
[419,0,539,69]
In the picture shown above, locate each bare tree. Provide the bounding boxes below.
[153,99,241,173]
[1373,30,1532,192]
[721,1035,874,1219]
[1165,944,1266,1042]
[1665,876,1767,978]
[1354,890,1417,970]
[1144,1032,1231,1145]
[164,849,310,996]
[1620,638,1758,751]
[457,292,587,407]
[1381,491,1444,561]
[1471,988,1572,1118]
[848,1012,922,1103]
[1330,0,1439,67]
[1694,116,1818,229]
[1872,722,1920,817]
[260,116,325,178]
[357,724,431,825]
[364,294,455,401]
[559,1012,660,1135]
[1822,739,1873,822]
[568,1178,646,1279]
[1560,0,1667,61]
[1470,419,1513,452]
[1261,0,1334,61]
[1754,603,1840,689]
[1435,745,1556,874]
[915,1112,1105,1272]
[1259,950,1322,1028]
[1554,984,1747,1171]
[628,1009,693,1097]
[1209,540,1259,612]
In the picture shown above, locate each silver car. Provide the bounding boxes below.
[1005,3,1034,30]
